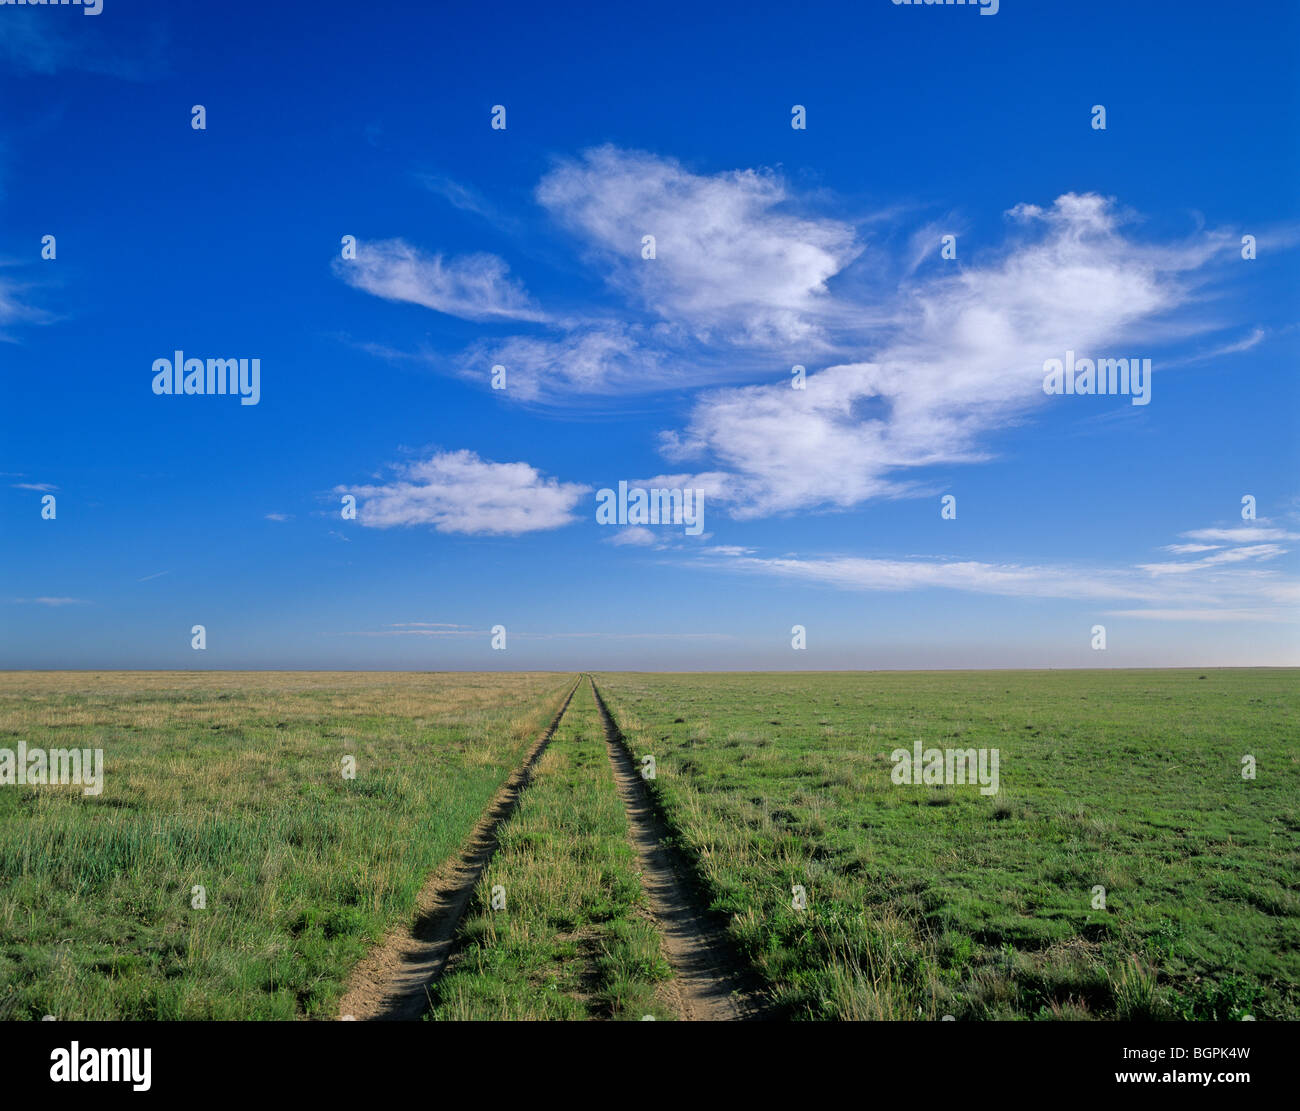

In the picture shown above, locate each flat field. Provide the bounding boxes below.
[0,671,573,1019]
[594,669,1300,1020]
[0,669,1295,1021]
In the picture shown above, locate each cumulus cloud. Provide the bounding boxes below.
[335,239,547,323]
[339,450,588,535]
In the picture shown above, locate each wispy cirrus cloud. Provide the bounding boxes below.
[1137,544,1288,575]
[344,623,474,637]
[688,520,1297,623]
[0,267,56,340]
[0,11,169,79]
[604,526,659,547]
[464,324,687,402]
[334,239,547,323]
[342,626,732,640]
[1179,526,1300,543]
[417,173,503,224]
[338,449,588,535]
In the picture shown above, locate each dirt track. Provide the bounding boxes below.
[590,677,766,1021]
[337,678,580,1021]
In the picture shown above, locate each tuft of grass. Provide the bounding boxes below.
[1110,955,1168,1021]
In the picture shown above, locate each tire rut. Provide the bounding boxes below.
[589,676,768,1021]
[337,677,581,1021]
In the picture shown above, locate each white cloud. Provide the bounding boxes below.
[704,551,1141,601]
[0,16,168,79]
[338,153,1274,542]
[344,626,732,640]
[417,174,498,221]
[689,517,1298,623]
[335,239,547,323]
[1175,326,1267,364]
[605,527,660,547]
[345,152,1261,458]
[468,325,683,401]
[339,450,589,535]
[536,146,861,348]
[1105,608,1292,623]
[1180,526,1300,543]
[0,270,54,340]
[344,626,479,637]
[1138,544,1286,575]
[661,193,1234,517]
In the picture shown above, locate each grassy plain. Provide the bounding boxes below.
[594,669,1300,1020]
[0,671,573,1019]
[3,668,1294,1022]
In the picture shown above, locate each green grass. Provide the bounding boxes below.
[4,667,1294,1022]
[428,678,672,1020]
[593,669,1300,1021]
[0,671,575,1019]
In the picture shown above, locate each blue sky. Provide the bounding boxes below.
[1,0,1298,670]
